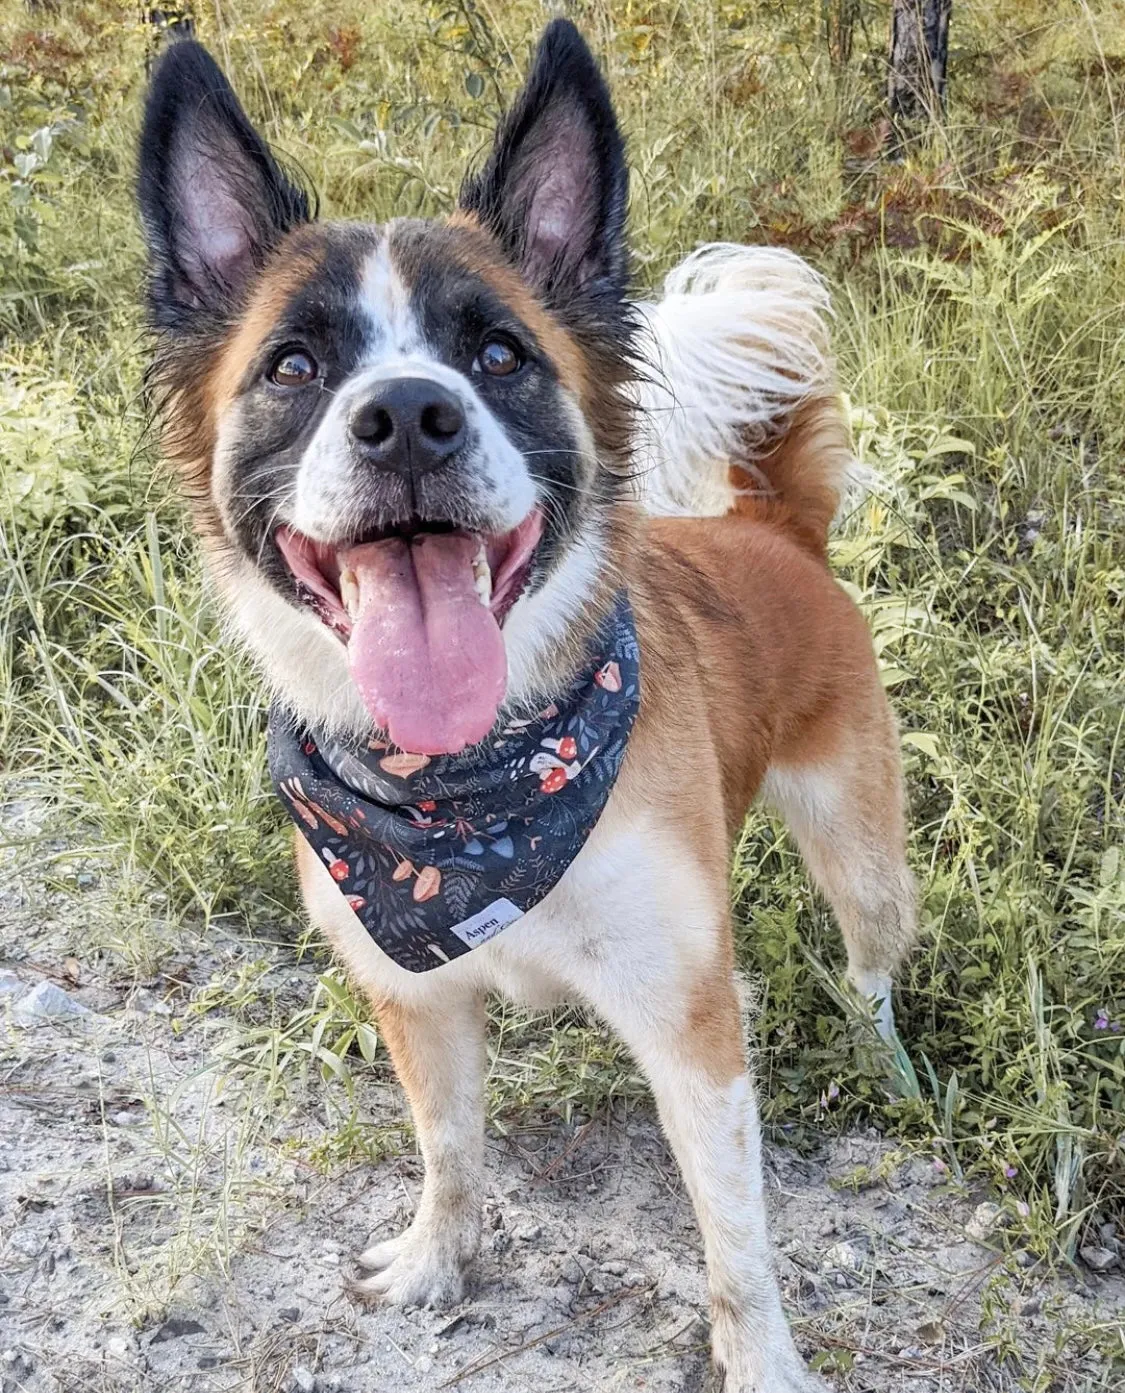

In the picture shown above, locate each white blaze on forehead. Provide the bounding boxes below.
[360,235,425,360]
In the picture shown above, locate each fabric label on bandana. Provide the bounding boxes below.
[267,594,640,973]
[448,898,523,948]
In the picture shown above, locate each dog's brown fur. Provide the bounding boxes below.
[298,382,914,1096]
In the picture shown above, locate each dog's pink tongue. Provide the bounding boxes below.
[341,534,506,756]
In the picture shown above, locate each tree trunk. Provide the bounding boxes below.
[888,0,952,127]
[824,0,862,68]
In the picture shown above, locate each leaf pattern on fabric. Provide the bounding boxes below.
[268,595,641,973]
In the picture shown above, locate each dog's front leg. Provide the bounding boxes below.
[353,989,487,1308]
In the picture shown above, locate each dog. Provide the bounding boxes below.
[137,20,915,1390]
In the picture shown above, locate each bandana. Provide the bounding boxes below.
[268,594,640,972]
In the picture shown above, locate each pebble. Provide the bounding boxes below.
[415,1355,434,1375]
[516,1224,542,1242]
[129,989,172,1017]
[1079,1244,1120,1273]
[817,1210,843,1237]
[151,1317,205,1342]
[823,1240,865,1273]
[0,972,23,998]
[965,1202,1002,1242]
[291,1366,316,1393]
[9,1231,46,1258]
[0,1351,33,1383]
[12,981,91,1025]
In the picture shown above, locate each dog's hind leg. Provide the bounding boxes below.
[762,703,916,1039]
[552,848,823,1392]
[590,959,822,1390]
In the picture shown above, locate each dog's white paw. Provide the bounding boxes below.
[712,1310,828,1393]
[353,1219,477,1309]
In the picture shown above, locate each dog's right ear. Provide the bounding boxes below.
[137,40,310,330]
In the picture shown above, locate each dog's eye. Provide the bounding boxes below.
[475,337,521,378]
[268,348,318,387]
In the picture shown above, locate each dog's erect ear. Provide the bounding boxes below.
[137,40,310,328]
[459,20,627,304]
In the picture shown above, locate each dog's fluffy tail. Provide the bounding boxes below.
[631,242,851,555]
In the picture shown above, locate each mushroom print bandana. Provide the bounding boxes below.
[268,594,640,972]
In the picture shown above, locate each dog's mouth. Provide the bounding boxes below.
[275,511,544,756]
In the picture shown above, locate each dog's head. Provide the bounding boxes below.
[138,21,632,755]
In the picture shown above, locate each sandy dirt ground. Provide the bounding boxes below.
[1,850,1120,1393]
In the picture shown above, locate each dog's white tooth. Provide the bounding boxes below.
[471,543,492,608]
[340,569,359,617]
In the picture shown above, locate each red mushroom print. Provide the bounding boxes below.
[540,766,568,794]
[417,799,437,812]
[557,736,578,761]
[345,894,366,912]
[328,859,349,882]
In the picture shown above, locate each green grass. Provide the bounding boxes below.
[1,0,1123,1273]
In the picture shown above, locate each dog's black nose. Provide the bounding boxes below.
[348,377,466,474]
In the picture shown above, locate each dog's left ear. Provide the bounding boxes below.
[459,19,627,306]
